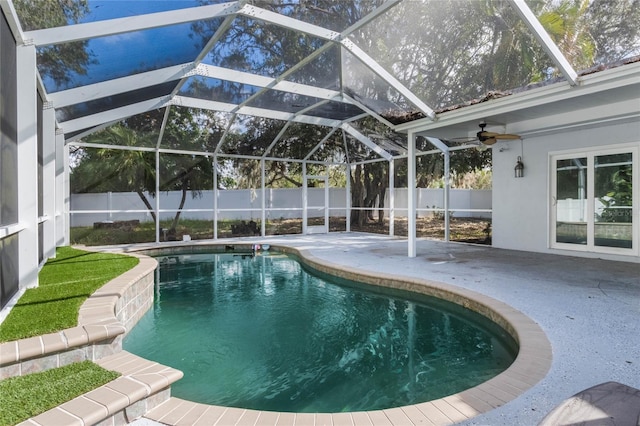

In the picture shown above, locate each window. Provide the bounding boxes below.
[551,146,638,255]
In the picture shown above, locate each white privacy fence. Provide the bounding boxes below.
[70,188,491,227]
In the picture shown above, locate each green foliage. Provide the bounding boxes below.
[71,107,222,230]
[0,247,138,342]
[600,168,633,223]
[0,361,120,426]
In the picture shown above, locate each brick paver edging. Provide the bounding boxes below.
[0,251,184,425]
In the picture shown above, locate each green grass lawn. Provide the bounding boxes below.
[0,246,139,342]
[0,246,138,424]
[0,361,120,426]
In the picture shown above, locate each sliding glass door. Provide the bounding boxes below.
[551,147,637,255]
[594,153,633,249]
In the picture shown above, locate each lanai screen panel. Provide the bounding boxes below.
[159,152,215,241]
[74,109,168,148]
[179,76,263,106]
[15,0,631,159]
[284,44,341,90]
[351,0,560,111]
[308,132,348,164]
[341,48,425,124]
[268,123,336,160]
[523,0,640,71]
[14,1,219,30]
[37,19,222,93]
[56,82,179,123]
[159,106,228,153]
[203,14,327,77]
[256,0,385,32]
[218,114,290,157]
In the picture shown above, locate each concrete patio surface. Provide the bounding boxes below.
[118,233,639,425]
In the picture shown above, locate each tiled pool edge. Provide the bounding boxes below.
[137,242,552,426]
[0,251,184,426]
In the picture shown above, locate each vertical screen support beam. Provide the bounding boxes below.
[444,150,451,242]
[345,163,351,233]
[155,150,160,243]
[42,104,57,259]
[425,137,451,242]
[302,163,308,234]
[213,154,218,240]
[408,131,417,258]
[389,159,395,237]
[155,106,170,243]
[55,129,67,246]
[343,132,351,233]
[16,44,39,287]
[261,158,266,237]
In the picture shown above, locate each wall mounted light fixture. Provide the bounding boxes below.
[514,156,524,178]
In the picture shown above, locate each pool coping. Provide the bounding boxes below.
[136,242,552,426]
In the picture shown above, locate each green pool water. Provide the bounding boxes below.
[123,251,517,413]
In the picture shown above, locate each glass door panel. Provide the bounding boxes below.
[594,153,633,248]
[555,158,588,245]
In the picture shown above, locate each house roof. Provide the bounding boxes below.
[5,0,640,160]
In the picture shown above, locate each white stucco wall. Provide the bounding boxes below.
[492,119,640,262]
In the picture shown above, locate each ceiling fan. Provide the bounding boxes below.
[476,122,521,145]
[451,122,521,148]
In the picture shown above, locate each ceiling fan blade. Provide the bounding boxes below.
[493,133,521,140]
[482,137,497,145]
[479,131,501,138]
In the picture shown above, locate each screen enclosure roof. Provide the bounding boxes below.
[7,0,640,161]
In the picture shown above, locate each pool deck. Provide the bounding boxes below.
[118,233,640,425]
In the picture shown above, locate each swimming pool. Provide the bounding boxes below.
[123,250,517,413]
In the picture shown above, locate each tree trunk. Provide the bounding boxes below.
[350,164,364,226]
[136,190,157,223]
[170,182,188,233]
[378,186,386,224]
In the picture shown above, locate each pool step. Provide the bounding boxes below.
[19,351,183,426]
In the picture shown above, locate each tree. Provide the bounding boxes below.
[71,107,222,234]
[70,125,157,220]
[535,0,595,73]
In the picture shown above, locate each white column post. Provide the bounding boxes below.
[324,172,329,233]
[345,163,351,233]
[389,159,395,236]
[444,150,451,242]
[302,162,308,234]
[408,131,417,257]
[54,129,67,246]
[155,150,160,242]
[261,158,266,236]
[42,103,57,259]
[63,140,70,246]
[16,43,39,287]
[213,155,218,239]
